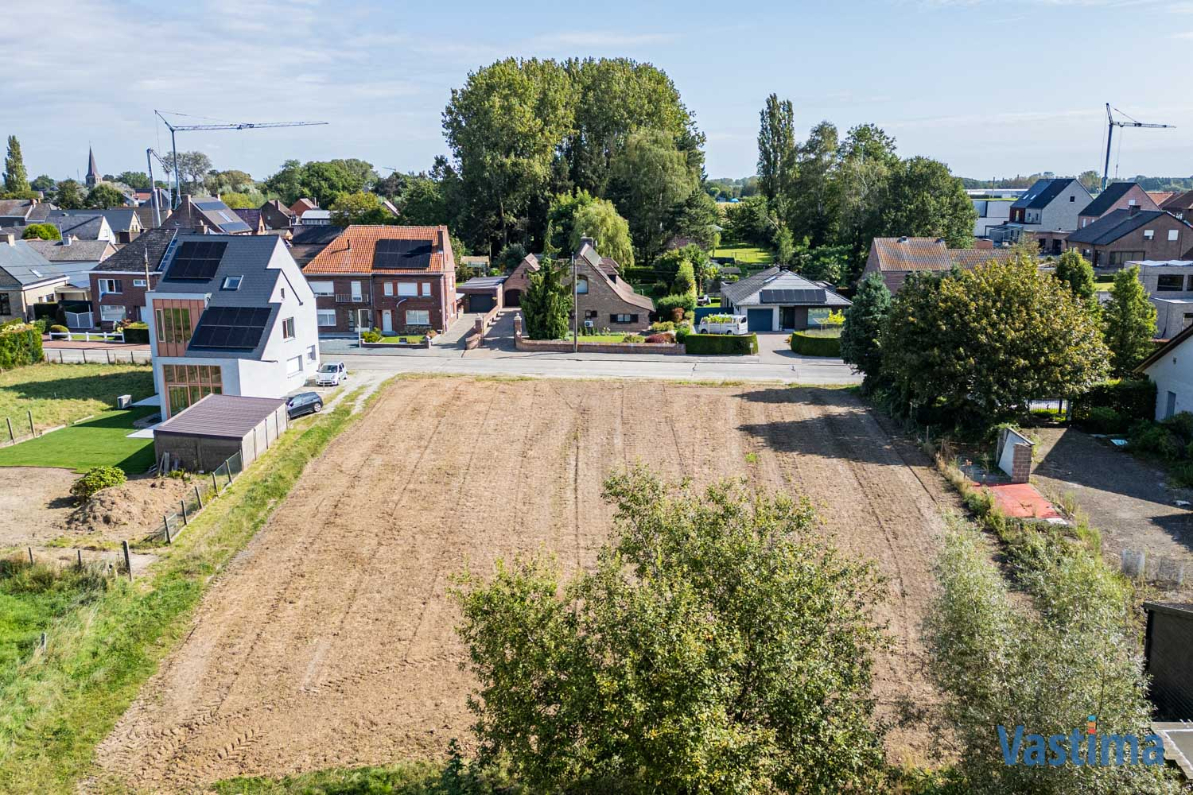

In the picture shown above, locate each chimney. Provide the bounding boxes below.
[63,235,73,247]
[4,233,14,246]
[1129,204,1141,217]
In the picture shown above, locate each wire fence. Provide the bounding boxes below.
[1120,549,1187,589]
[42,347,152,365]
[0,410,37,448]
[149,451,245,545]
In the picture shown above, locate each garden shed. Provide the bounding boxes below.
[458,275,506,313]
[153,394,288,472]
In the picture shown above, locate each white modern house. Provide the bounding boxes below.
[146,234,318,419]
[1138,325,1193,421]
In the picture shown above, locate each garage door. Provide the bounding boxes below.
[469,294,495,313]
[747,309,773,332]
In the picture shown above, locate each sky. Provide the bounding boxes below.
[2,0,1192,185]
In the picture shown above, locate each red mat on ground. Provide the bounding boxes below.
[980,482,1064,521]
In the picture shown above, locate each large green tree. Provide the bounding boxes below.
[757,93,797,209]
[833,124,897,280]
[1054,249,1098,307]
[787,121,840,248]
[571,195,634,267]
[328,191,391,226]
[114,171,152,191]
[1102,264,1157,375]
[840,272,891,388]
[30,174,54,193]
[454,468,889,793]
[520,256,572,340]
[881,254,1109,427]
[396,175,447,226]
[4,136,29,195]
[607,129,699,262]
[21,223,61,241]
[84,184,126,209]
[54,179,84,209]
[880,156,976,248]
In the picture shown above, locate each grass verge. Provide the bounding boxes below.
[711,245,774,265]
[213,756,518,795]
[0,385,376,794]
[0,363,154,433]
[0,407,157,474]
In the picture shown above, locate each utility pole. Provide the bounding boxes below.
[572,253,579,352]
[1101,103,1174,191]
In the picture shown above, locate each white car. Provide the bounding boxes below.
[315,361,348,386]
[697,314,749,335]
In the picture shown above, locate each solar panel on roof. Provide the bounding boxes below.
[759,288,827,304]
[165,241,227,281]
[373,238,433,270]
[188,305,271,351]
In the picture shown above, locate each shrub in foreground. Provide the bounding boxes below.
[454,468,889,793]
[71,466,126,501]
[790,331,842,357]
[683,332,758,355]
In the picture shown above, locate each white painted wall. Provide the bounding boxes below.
[1144,338,1193,420]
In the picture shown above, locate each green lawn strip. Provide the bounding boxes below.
[711,245,773,265]
[0,387,375,794]
[0,407,157,474]
[379,334,426,344]
[0,363,154,433]
[214,762,448,795]
[561,334,653,344]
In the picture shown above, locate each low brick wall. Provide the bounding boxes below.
[515,337,684,355]
[360,338,430,349]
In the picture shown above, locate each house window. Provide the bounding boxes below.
[317,309,337,327]
[1170,230,1181,242]
[585,310,598,319]
[307,345,317,362]
[610,313,638,324]
[398,282,417,297]
[406,309,430,326]
[155,307,192,344]
[221,275,243,291]
[163,364,222,416]
[282,317,295,339]
[286,355,303,375]
[1109,251,1146,267]
[100,305,127,322]
[133,279,147,287]
[576,275,589,294]
[1128,199,1137,206]
[421,281,431,296]
[384,282,394,296]
[309,280,334,296]
[1070,195,1076,202]
[350,281,363,300]
[1144,230,1155,240]
[1157,275,1183,292]
[0,294,9,316]
[98,278,122,296]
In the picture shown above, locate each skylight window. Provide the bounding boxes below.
[221,275,243,291]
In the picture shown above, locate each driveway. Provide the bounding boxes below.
[1033,427,1193,592]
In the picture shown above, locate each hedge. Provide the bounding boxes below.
[790,331,842,357]
[684,333,758,356]
[121,324,150,344]
[0,326,43,370]
[31,303,59,321]
[1072,378,1156,426]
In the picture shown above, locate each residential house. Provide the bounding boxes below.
[0,234,66,322]
[302,225,460,334]
[1121,260,1193,339]
[503,253,539,307]
[48,214,115,243]
[1076,182,1158,229]
[232,208,267,234]
[260,200,295,231]
[1147,192,1177,208]
[289,198,318,219]
[972,198,1012,238]
[287,225,343,267]
[720,266,851,332]
[989,178,1092,247]
[459,275,506,313]
[27,237,116,307]
[146,234,319,419]
[1161,190,1193,221]
[88,227,200,328]
[566,238,654,332]
[861,236,1019,293]
[297,209,332,226]
[0,198,54,227]
[162,195,254,235]
[49,208,143,244]
[1065,208,1193,268]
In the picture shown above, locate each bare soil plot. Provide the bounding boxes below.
[96,378,956,790]
[1034,427,1193,594]
[0,467,76,547]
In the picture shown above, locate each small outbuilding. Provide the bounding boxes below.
[153,394,289,472]
[458,275,507,313]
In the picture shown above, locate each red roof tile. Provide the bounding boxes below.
[302,225,454,275]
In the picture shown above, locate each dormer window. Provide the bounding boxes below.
[221,275,243,291]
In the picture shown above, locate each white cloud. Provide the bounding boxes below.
[546,31,680,47]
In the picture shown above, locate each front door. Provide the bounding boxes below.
[780,306,796,330]
[382,310,393,333]
[1166,391,1177,420]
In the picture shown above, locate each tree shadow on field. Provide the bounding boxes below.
[1035,426,1187,511]
[735,387,906,467]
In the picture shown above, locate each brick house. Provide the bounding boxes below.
[260,200,296,231]
[1161,190,1193,221]
[302,225,460,334]
[989,178,1092,247]
[88,227,199,328]
[567,238,653,332]
[1065,208,1193,268]
[861,236,1018,293]
[1077,182,1159,229]
[503,253,539,307]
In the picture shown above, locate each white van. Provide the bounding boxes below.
[697,314,749,335]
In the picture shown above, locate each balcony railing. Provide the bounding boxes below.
[335,293,369,303]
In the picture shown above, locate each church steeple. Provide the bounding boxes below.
[86,146,99,188]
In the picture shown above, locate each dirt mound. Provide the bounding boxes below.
[66,476,193,541]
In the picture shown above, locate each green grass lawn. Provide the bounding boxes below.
[0,363,154,433]
[378,334,425,344]
[799,327,843,338]
[0,407,157,474]
[1094,279,1115,291]
[712,245,774,266]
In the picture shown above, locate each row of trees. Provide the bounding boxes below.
[840,249,1158,429]
[743,95,979,283]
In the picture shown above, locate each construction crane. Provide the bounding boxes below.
[154,111,328,208]
[1102,103,1174,191]
[145,148,173,228]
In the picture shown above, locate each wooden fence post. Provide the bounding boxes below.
[5,416,13,442]
[163,515,172,544]
[27,410,34,436]
[181,500,188,526]
[106,349,111,365]
[121,540,133,581]
[27,547,34,565]
[58,349,64,363]
[81,349,87,364]
[212,471,219,493]
[195,484,203,509]
[77,549,83,569]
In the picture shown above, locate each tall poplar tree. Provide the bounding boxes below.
[4,136,29,195]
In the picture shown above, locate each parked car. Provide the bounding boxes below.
[315,361,348,386]
[698,314,749,335]
[286,392,323,419]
